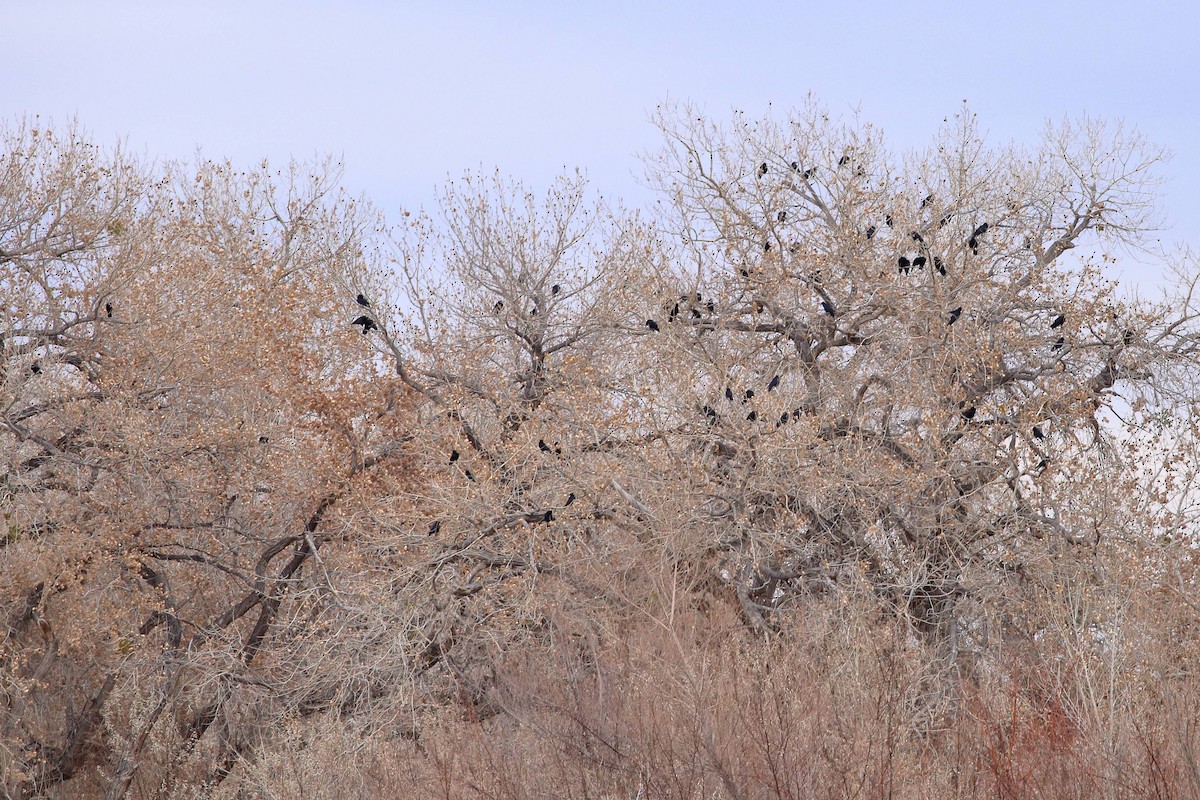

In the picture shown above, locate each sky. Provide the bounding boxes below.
[4,0,1198,291]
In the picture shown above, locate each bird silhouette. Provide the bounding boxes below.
[821,301,836,316]
[356,293,371,307]
[450,449,460,463]
[758,162,768,177]
[866,225,876,240]
[669,303,680,322]
[30,361,41,374]
[726,387,734,402]
[764,240,772,252]
[777,211,787,222]
[778,412,789,426]
[646,319,660,331]
[768,375,781,391]
[972,222,990,238]
[910,231,924,244]
[464,469,475,481]
[552,284,561,295]
[948,307,962,325]
[912,255,927,269]
[702,405,719,424]
[1052,336,1065,351]
[543,510,554,523]
[746,410,757,421]
[258,435,268,444]
[921,194,934,209]
[898,256,911,274]
[1033,426,1045,440]
[565,492,576,506]
[802,167,816,179]
[744,388,755,401]
[494,300,504,312]
[105,302,113,318]
[791,161,800,171]
[968,237,979,254]
[962,406,977,420]
[691,307,702,319]
[838,155,850,166]
[1050,314,1065,329]
[538,439,552,453]
[1122,329,1134,344]
[429,520,441,535]
[352,315,377,333]
[885,214,894,227]
[934,256,946,275]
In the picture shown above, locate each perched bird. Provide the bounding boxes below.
[938,213,954,229]
[564,492,576,506]
[669,303,680,322]
[429,520,441,535]
[763,240,772,252]
[821,300,836,316]
[778,412,790,426]
[552,284,562,295]
[885,214,894,227]
[962,406,977,420]
[702,405,719,424]
[865,225,876,240]
[792,408,801,420]
[105,302,113,318]
[934,256,946,276]
[464,469,475,481]
[1122,329,1135,345]
[948,307,963,325]
[1050,314,1065,329]
[706,300,716,314]
[450,449,460,463]
[646,319,660,331]
[1032,426,1045,440]
[767,374,781,392]
[258,435,268,444]
[538,439,552,453]
[30,361,41,374]
[758,162,768,177]
[1052,336,1065,351]
[910,231,924,244]
[968,237,979,255]
[691,308,702,319]
[543,509,554,523]
[740,268,751,278]
[912,255,927,269]
[802,167,817,179]
[921,194,934,209]
[898,256,911,274]
[972,222,990,238]
[777,211,787,223]
[838,155,850,166]
[356,293,371,307]
[726,387,735,402]
[791,161,800,171]
[494,300,505,312]
[351,315,377,333]
[746,410,757,421]
[744,388,755,401]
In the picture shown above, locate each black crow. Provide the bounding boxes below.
[968,237,979,254]
[494,300,505,312]
[552,284,561,295]
[565,492,576,506]
[538,439,552,453]
[939,213,953,228]
[838,155,850,166]
[646,319,660,331]
[962,406,977,420]
[768,374,781,391]
[866,225,876,240]
[746,410,757,421]
[821,301,835,316]
[764,240,772,252]
[777,211,787,222]
[898,256,911,274]
[450,449,460,463]
[1036,458,1048,472]
[792,408,801,420]
[30,361,41,374]
[758,162,768,177]
[669,303,680,322]
[1052,336,1065,351]
[464,469,475,481]
[912,255,927,269]
[706,300,715,313]
[691,308,702,319]
[1033,426,1045,440]
[885,214,894,227]
[740,268,751,278]
[429,520,441,535]
[726,387,734,402]
[1050,314,1065,329]
[544,510,554,523]
[948,307,962,325]
[352,315,377,333]
[791,161,800,171]
[921,194,934,209]
[743,388,755,401]
[356,293,371,307]
[1123,329,1134,345]
[972,222,990,238]
[910,231,924,244]
[802,167,817,179]
[105,302,113,318]
[258,435,268,444]
[702,405,719,424]
[934,256,946,275]
[779,412,789,426]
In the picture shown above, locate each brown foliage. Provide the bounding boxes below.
[2,106,1199,798]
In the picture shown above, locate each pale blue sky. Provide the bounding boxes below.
[4,1,1197,288]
